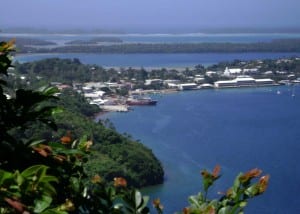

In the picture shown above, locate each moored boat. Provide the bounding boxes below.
[126,96,157,106]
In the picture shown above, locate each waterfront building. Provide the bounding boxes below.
[235,76,256,86]
[199,83,214,89]
[255,79,275,86]
[178,83,197,90]
[84,91,106,99]
[214,80,237,88]
[215,76,275,88]
[163,79,180,85]
[166,83,179,89]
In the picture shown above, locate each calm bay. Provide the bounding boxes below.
[15,52,300,68]
[101,86,300,213]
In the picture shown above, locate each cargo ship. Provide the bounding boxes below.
[126,96,157,106]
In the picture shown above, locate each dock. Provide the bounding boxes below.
[101,105,129,112]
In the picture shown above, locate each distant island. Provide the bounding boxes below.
[65,37,123,45]
[11,38,300,54]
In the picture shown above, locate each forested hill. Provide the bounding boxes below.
[16,38,300,53]
[51,89,164,187]
[7,63,164,188]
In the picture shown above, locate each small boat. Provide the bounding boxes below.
[126,96,157,106]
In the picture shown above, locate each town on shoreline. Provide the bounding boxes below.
[50,57,300,112]
[9,56,300,113]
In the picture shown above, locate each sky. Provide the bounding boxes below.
[1,0,300,32]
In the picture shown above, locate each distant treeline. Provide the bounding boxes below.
[18,38,300,53]
[65,37,123,45]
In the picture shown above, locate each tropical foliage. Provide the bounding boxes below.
[182,166,269,214]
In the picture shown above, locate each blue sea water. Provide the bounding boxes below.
[101,85,300,213]
[15,52,300,68]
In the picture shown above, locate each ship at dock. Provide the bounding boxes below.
[126,96,157,106]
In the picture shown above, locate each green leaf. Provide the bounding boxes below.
[34,195,53,213]
[38,86,60,96]
[218,206,232,214]
[208,199,219,207]
[70,177,80,193]
[140,196,149,210]
[27,139,46,147]
[41,182,57,196]
[40,175,58,184]
[245,184,259,197]
[135,190,142,208]
[21,165,48,178]
[15,172,24,186]
[239,201,247,208]
[41,209,68,214]
[188,195,202,208]
[51,107,64,115]
[0,169,13,185]
[233,173,242,192]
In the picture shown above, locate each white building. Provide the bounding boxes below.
[178,83,197,90]
[199,83,214,89]
[194,77,205,84]
[145,79,163,85]
[264,71,273,75]
[243,68,259,74]
[163,80,180,88]
[106,82,120,89]
[163,79,180,85]
[224,67,242,76]
[214,80,237,88]
[215,77,275,88]
[206,71,217,76]
[235,76,256,86]
[84,91,106,99]
[255,79,275,86]
[84,82,107,90]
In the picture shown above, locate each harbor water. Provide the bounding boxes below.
[15,52,300,69]
[101,85,300,213]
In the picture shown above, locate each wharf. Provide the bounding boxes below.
[101,105,129,112]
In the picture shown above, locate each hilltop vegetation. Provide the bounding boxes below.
[5,67,164,188]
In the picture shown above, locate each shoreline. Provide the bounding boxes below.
[95,84,286,116]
